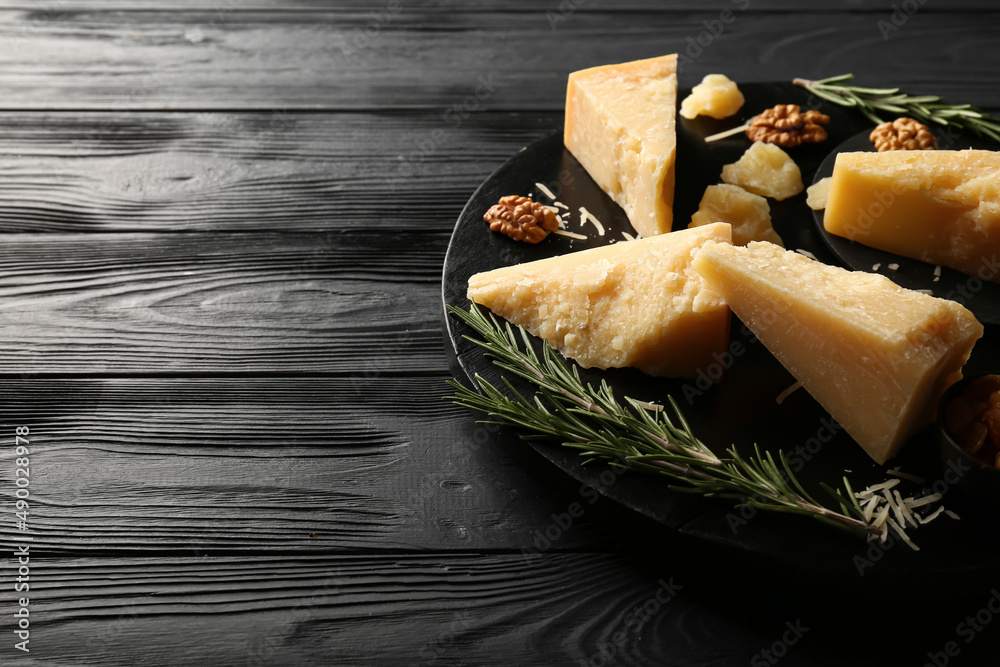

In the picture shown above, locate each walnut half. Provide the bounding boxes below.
[484,195,559,244]
[746,104,830,148]
[869,117,938,151]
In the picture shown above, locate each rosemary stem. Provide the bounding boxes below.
[447,303,879,542]
[793,73,1000,145]
[648,458,719,482]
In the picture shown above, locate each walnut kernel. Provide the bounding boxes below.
[869,117,938,151]
[746,104,830,148]
[484,195,559,244]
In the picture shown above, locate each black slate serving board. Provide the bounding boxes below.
[442,83,1000,595]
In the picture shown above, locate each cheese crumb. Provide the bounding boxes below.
[795,249,818,261]
[888,263,900,271]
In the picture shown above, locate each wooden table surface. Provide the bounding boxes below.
[2,2,1000,665]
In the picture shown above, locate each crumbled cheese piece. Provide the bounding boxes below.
[888,263,900,270]
[872,263,881,271]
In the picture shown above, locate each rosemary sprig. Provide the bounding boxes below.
[446,303,880,539]
[793,73,1000,144]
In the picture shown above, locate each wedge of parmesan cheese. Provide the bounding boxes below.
[564,54,677,238]
[693,240,983,464]
[467,223,732,378]
[823,150,1000,281]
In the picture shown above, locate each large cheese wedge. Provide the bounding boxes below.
[467,223,732,378]
[564,54,677,238]
[823,149,1000,281]
[693,241,983,464]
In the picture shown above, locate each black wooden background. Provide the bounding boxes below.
[1,2,999,665]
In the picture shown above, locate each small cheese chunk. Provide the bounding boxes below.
[564,54,678,238]
[806,176,832,211]
[689,183,783,247]
[468,223,733,378]
[823,150,1000,281]
[693,241,983,464]
[721,142,803,201]
[679,74,745,120]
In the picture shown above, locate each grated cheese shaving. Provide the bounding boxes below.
[775,380,802,404]
[554,201,569,210]
[856,478,900,498]
[883,489,906,528]
[621,232,636,242]
[534,182,558,201]
[796,249,818,261]
[920,507,945,524]
[873,505,891,542]
[553,229,587,240]
[863,497,878,522]
[887,467,925,485]
[578,207,606,236]
[855,477,953,551]
[904,493,942,509]
[886,516,919,551]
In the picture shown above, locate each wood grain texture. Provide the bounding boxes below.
[0,232,447,375]
[0,377,621,554]
[0,111,556,232]
[3,554,999,667]
[4,1,996,11]
[0,4,997,666]
[0,10,994,110]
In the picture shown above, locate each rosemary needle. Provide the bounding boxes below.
[446,303,879,540]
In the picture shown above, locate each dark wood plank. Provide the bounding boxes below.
[0,10,995,109]
[0,232,446,375]
[3,1,997,11]
[0,377,621,554]
[0,111,556,232]
[5,555,999,667]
